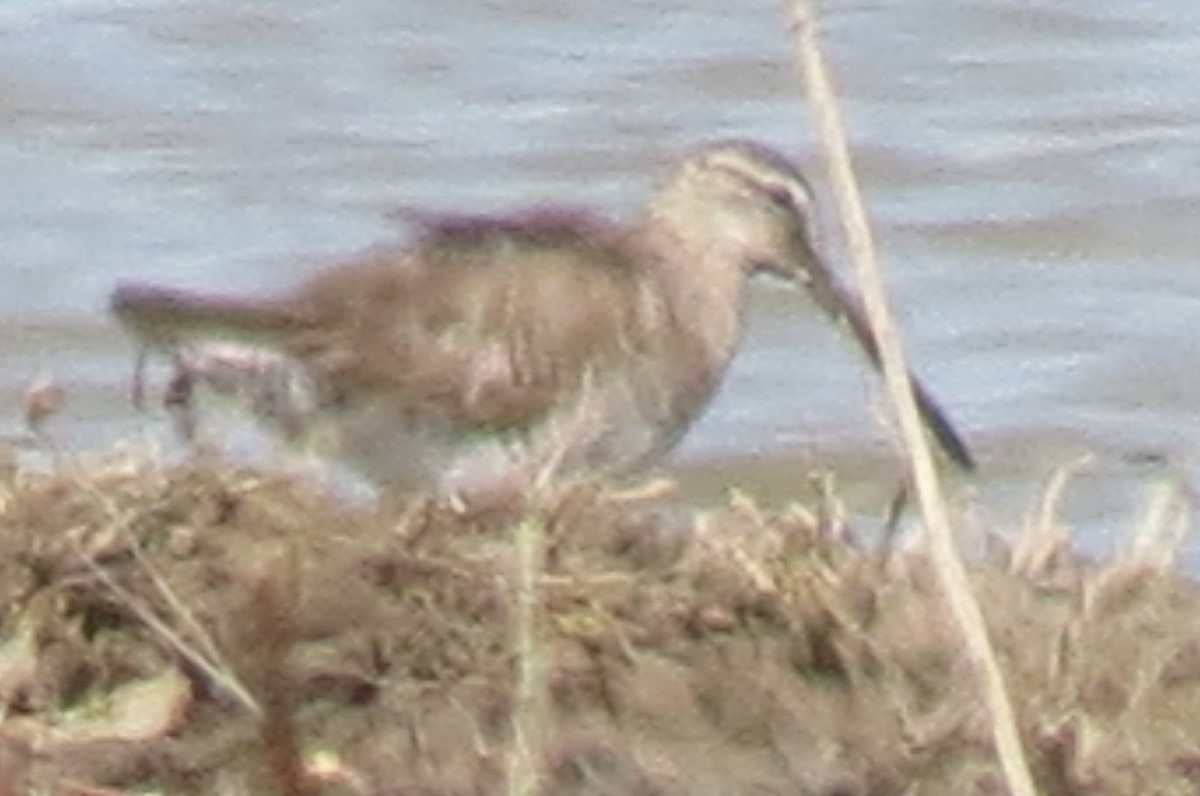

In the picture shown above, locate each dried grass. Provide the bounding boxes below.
[0,448,1195,794]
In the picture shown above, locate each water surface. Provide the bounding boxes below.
[2,0,1198,563]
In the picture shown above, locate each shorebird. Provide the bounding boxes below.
[111,140,973,504]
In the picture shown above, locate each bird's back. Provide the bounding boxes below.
[278,210,683,437]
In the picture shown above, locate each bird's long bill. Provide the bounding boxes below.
[786,235,976,472]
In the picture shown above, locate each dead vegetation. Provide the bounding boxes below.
[0,447,1194,794]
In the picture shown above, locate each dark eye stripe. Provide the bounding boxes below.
[762,183,795,209]
[707,157,815,219]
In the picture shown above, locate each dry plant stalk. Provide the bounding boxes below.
[69,473,260,717]
[1124,474,1191,572]
[1010,454,1093,578]
[243,547,313,796]
[507,515,547,796]
[77,550,260,717]
[785,3,1038,795]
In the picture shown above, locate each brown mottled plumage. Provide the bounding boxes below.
[111,140,973,501]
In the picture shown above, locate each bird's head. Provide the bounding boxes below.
[648,139,824,284]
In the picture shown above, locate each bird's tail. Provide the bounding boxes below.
[110,282,303,351]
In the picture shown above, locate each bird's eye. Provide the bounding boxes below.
[762,183,795,210]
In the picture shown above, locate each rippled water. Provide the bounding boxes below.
[2,1,1198,562]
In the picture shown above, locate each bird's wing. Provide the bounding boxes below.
[286,211,663,433]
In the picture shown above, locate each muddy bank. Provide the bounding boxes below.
[0,448,1197,794]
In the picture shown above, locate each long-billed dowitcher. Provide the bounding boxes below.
[111,140,973,503]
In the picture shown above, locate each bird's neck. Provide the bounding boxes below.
[630,211,750,391]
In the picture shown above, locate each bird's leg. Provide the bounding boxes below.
[163,354,199,445]
[129,349,150,409]
[165,344,323,445]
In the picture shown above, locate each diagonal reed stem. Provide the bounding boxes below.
[785,3,1038,794]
